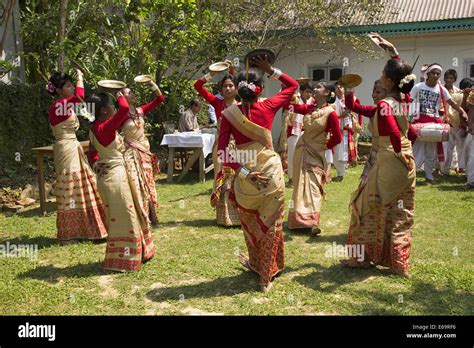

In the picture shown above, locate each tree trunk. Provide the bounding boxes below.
[57,0,69,71]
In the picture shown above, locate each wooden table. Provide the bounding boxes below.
[32,141,90,216]
[160,132,215,183]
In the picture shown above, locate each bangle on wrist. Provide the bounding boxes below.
[204,73,212,81]
[238,167,251,179]
[270,68,282,80]
[77,75,83,81]
[150,83,159,92]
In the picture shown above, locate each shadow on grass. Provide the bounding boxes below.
[159,218,228,229]
[293,262,473,314]
[145,270,259,301]
[346,279,474,315]
[157,171,214,186]
[0,234,57,250]
[283,225,348,244]
[14,201,58,218]
[293,262,384,293]
[166,187,213,202]
[17,261,105,283]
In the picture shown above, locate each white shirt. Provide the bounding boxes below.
[410,82,451,118]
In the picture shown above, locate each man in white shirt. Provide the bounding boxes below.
[410,63,467,183]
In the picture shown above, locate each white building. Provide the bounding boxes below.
[266,0,474,144]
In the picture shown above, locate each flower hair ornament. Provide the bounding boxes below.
[238,80,256,91]
[46,81,56,93]
[398,74,416,88]
[238,81,262,95]
[330,91,335,98]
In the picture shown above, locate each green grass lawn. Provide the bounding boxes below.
[0,166,473,315]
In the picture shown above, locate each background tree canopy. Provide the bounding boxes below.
[1,0,383,182]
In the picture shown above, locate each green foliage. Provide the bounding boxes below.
[3,0,386,176]
[18,0,231,150]
[0,83,52,180]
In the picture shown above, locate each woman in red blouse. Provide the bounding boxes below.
[287,82,342,235]
[218,55,298,292]
[88,92,155,272]
[47,70,107,244]
[121,81,164,226]
[345,79,418,184]
[343,33,416,277]
[194,63,241,227]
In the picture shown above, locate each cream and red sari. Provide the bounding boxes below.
[90,131,155,271]
[122,108,159,225]
[210,119,241,226]
[222,105,285,287]
[288,106,334,229]
[347,97,416,273]
[51,114,107,241]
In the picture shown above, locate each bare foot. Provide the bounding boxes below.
[340,258,372,269]
[392,269,410,278]
[239,253,251,271]
[260,282,273,292]
[311,226,321,236]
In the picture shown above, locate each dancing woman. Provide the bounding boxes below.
[47,69,107,244]
[218,56,298,291]
[88,92,155,272]
[287,82,342,235]
[343,34,417,276]
[194,64,240,226]
[121,80,164,226]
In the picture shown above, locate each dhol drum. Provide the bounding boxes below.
[411,123,450,142]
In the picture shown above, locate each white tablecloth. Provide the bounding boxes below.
[160,131,215,158]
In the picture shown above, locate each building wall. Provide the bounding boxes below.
[267,30,474,145]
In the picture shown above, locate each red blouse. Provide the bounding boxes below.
[345,91,418,151]
[218,72,298,170]
[88,95,130,164]
[194,80,229,121]
[325,111,343,149]
[138,95,164,115]
[48,86,85,126]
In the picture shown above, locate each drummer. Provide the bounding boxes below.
[410,63,468,183]
[179,99,201,132]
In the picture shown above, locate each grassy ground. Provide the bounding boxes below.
[0,166,473,315]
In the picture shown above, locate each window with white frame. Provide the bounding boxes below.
[308,66,343,83]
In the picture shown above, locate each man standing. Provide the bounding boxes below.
[441,69,465,175]
[410,63,467,183]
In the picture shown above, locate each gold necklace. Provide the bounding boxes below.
[129,109,141,128]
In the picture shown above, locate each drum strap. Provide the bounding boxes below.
[438,83,449,124]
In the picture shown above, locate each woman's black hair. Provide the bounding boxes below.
[87,93,112,119]
[218,74,236,91]
[48,71,73,96]
[189,98,201,108]
[314,81,336,104]
[236,68,263,101]
[300,82,312,92]
[459,77,474,90]
[444,69,458,81]
[383,58,414,94]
